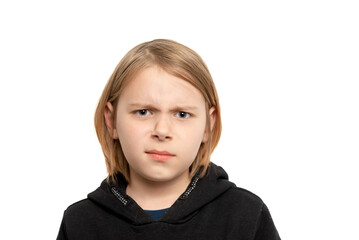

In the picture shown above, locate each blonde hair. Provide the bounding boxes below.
[94,39,221,183]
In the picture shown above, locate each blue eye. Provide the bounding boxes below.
[176,111,190,119]
[136,109,150,116]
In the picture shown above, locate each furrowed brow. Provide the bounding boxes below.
[171,105,199,111]
[127,103,199,112]
[128,103,156,109]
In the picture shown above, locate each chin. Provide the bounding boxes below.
[143,174,173,182]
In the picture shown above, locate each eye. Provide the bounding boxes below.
[136,109,151,116]
[176,111,190,119]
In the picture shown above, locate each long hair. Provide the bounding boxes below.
[94,39,222,182]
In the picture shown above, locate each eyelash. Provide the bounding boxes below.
[176,111,191,119]
[136,109,151,116]
[134,110,191,119]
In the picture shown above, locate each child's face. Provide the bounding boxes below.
[105,66,215,184]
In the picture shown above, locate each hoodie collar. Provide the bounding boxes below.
[88,163,235,225]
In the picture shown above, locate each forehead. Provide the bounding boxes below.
[119,67,206,108]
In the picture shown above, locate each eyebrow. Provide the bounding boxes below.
[128,103,199,111]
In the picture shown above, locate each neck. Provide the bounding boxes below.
[126,170,191,210]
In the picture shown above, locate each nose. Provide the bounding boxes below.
[152,115,172,141]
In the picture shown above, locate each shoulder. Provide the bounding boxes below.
[225,186,264,204]
[230,186,264,203]
[223,187,280,237]
[58,196,115,239]
[60,197,109,236]
[65,198,90,212]
[62,198,100,220]
[218,186,266,216]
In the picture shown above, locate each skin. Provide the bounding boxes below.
[104,66,216,210]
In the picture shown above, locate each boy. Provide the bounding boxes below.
[57,39,280,239]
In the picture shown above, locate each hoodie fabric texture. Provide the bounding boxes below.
[57,163,280,240]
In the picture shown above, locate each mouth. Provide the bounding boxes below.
[145,150,175,162]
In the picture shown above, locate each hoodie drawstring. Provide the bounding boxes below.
[111,187,129,206]
[111,175,200,206]
[180,176,199,199]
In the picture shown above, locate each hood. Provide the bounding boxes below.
[88,163,236,225]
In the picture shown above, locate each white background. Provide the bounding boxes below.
[0,0,358,239]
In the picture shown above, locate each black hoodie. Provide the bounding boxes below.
[57,163,280,239]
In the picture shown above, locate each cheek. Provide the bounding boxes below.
[116,121,149,155]
[177,121,206,157]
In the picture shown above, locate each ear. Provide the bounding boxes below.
[202,107,217,142]
[104,102,119,139]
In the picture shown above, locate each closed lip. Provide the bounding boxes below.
[145,150,175,156]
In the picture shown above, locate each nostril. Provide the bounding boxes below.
[154,134,169,141]
[152,132,172,141]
